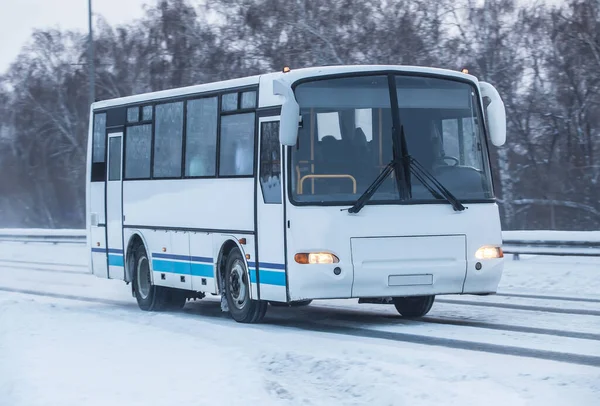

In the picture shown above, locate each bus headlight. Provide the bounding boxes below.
[294,252,340,264]
[475,246,504,260]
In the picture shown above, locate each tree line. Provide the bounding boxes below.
[0,0,598,230]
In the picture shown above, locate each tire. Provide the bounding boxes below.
[132,243,186,311]
[224,248,267,323]
[392,295,435,317]
[270,300,313,307]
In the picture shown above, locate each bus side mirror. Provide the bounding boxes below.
[273,79,300,146]
[479,81,506,147]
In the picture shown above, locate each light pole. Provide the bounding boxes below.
[88,0,95,106]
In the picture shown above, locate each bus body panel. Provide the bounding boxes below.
[189,231,218,294]
[350,234,467,298]
[89,182,108,278]
[285,203,503,301]
[122,179,254,232]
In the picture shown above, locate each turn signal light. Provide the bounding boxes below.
[475,246,503,260]
[294,252,340,264]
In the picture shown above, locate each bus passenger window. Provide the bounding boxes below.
[125,124,152,179]
[154,101,184,178]
[222,93,238,112]
[127,107,140,123]
[186,97,217,177]
[219,113,255,176]
[259,121,281,203]
[241,91,257,109]
[92,113,106,163]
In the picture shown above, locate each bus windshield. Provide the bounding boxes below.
[290,74,494,205]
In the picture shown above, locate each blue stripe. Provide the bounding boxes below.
[153,252,189,261]
[153,253,213,264]
[148,258,283,285]
[190,263,214,277]
[248,261,285,270]
[151,259,214,278]
[108,248,123,254]
[249,268,286,287]
[257,270,286,286]
[108,254,124,267]
[91,247,106,253]
[190,255,212,264]
[152,259,190,275]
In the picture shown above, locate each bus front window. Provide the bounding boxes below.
[290,74,494,205]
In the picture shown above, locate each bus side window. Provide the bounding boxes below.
[154,101,184,178]
[219,113,255,176]
[91,113,107,181]
[186,97,218,177]
[125,124,152,179]
[259,121,281,203]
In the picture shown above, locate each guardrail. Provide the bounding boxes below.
[0,229,599,258]
[0,229,86,245]
[502,230,600,259]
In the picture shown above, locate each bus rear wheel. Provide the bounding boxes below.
[224,248,267,323]
[132,243,186,311]
[392,295,435,317]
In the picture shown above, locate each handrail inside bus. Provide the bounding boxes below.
[298,174,357,194]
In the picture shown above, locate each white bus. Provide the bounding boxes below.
[86,65,506,323]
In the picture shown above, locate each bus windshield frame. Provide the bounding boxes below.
[288,72,495,207]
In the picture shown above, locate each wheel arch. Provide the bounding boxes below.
[124,231,150,283]
[216,238,247,294]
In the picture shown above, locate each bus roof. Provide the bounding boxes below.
[91,65,478,111]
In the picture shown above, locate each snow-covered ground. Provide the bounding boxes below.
[0,241,599,405]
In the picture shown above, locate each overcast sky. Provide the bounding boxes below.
[0,0,148,73]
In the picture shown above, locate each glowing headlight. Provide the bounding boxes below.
[294,252,340,264]
[475,246,504,260]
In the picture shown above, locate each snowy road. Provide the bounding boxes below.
[1,241,599,405]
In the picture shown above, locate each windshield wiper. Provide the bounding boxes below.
[408,155,466,212]
[347,126,466,214]
[400,124,464,212]
[347,158,398,213]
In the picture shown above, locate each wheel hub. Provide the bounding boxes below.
[229,260,247,310]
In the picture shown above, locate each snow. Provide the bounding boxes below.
[499,255,600,296]
[1,240,599,405]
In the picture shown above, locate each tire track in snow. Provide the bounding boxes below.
[0,286,127,307]
[1,285,599,368]
[0,260,88,275]
[497,292,600,304]
[436,298,600,316]
[421,317,600,341]
[270,318,600,368]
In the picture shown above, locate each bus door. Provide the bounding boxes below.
[255,117,287,302]
[106,131,125,280]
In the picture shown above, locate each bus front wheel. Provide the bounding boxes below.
[224,248,267,323]
[392,295,435,317]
